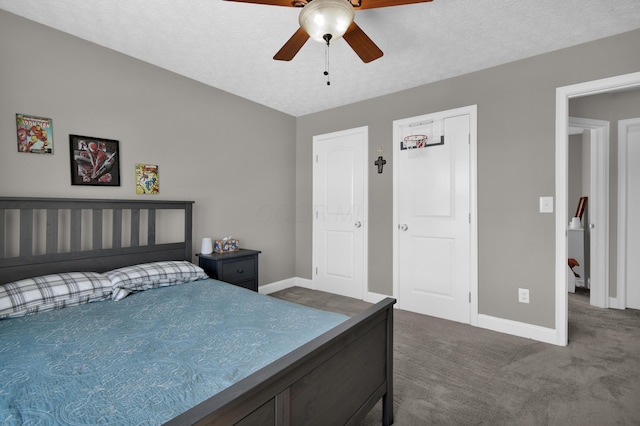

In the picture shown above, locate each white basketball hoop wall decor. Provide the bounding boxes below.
[400,122,445,159]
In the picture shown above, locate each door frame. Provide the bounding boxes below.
[568,117,610,309]
[392,105,478,325]
[312,126,369,300]
[617,117,640,309]
[555,71,640,346]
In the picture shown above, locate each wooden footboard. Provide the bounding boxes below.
[165,297,396,426]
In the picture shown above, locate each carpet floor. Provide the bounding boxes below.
[270,287,640,426]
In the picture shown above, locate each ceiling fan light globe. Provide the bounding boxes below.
[299,0,355,43]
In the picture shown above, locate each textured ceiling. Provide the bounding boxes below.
[1,0,640,117]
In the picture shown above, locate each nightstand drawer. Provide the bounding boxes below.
[197,249,261,292]
[220,258,256,283]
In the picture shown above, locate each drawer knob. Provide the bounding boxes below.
[237,269,244,273]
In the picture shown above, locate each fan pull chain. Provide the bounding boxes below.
[323,34,331,86]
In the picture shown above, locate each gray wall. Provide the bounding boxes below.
[3,8,640,331]
[570,89,640,299]
[0,11,297,286]
[296,29,640,328]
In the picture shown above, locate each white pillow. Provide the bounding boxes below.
[105,261,208,301]
[0,272,113,319]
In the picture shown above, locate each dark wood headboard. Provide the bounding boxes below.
[0,197,194,285]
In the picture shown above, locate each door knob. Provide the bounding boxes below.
[589,223,595,229]
[355,221,362,228]
[399,224,408,231]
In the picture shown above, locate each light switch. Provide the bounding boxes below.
[539,196,553,213]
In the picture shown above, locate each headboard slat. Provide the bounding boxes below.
[93,209,103,250]
[46,209,59,254]
[185,203,193,261]
[148,209,156,246]
[20,209,33,257]
[113,209,122,249]
[131,209,140,247]
[70,209,82,252]
[0,209,5,258]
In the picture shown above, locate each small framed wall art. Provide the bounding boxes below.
[135,163,159,194]
[69,134,120,186]
[16,114,54,154]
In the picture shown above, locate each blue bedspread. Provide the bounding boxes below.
[0,280,347,425]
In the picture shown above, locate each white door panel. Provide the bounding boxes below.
[412,144,453,217]
[619,118,640,310]
[395,110,473,324]
[326,231,354,278]
[412,236,454,296]
[313,127,367,300]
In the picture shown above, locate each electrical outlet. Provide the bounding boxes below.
[518,288,530,304]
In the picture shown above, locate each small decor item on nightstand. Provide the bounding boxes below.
[214,237,239,253]
[201,237,213,254]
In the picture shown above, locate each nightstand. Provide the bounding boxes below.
[197,249,261,292]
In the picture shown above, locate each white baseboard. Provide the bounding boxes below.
[365,291,393,304]
[609,297,624,310]
[258,278,296,294]
[258,278,392,305]
[258,277,315,295]
[294,277,315,290]
[477,314,559,345]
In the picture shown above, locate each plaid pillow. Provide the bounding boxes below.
[0,272,113,319]
[105,261,208,301]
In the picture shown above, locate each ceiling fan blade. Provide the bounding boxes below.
[342,21,383,63]
[274,27,310,61]
[224,0,301,7]
[351,0,432,10]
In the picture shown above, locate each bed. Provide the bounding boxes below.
[0,197,395,425]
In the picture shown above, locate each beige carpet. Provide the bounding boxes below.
[270,287,640,425]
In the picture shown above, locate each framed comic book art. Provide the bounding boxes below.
[16,114,54,154]
[69,134,120,186]
[135,163,159,194]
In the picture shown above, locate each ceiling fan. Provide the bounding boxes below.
[225,0,433,63]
